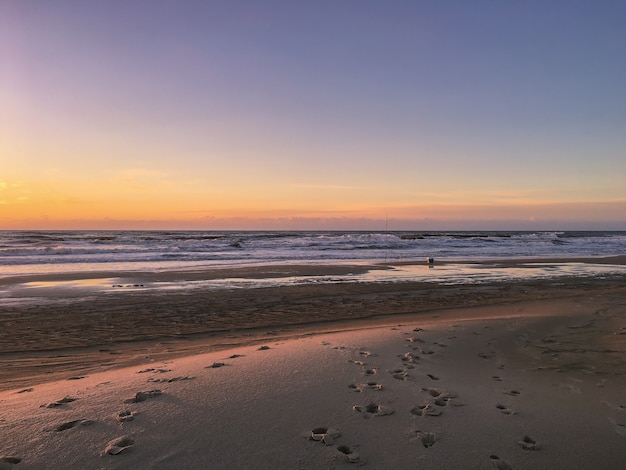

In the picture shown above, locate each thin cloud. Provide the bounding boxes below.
[288,183,366,191]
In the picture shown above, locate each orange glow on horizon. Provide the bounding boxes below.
[2,175,624,231]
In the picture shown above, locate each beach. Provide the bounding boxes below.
[5,0,626,463]
[1,260,625,469]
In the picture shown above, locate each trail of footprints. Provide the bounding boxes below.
[3,345,273,464]
[7,325,546,468]
[313,328,454,463]
[15,320,616,468]
[7,314,620,468]
[323,325,539,467]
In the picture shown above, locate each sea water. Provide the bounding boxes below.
[1,231,625,291]
[1,230,625,274]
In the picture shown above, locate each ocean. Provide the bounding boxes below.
[1,230,625,277]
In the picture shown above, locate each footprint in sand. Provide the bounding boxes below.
[149,376,195,383]
[399,352,419,363]
[390,368,410,380]
[309,427,341,446]
[423,387,442,397]
[489,454,513,470]
[518,435,540,450]
[348,382,383,392]
[117,410,138,423]
[433,396,456,407]
[40,396,78,408]
[0,457,22,470]
[358,350,377,357]
[503,389,520,396]
[422,388,463,407]
[492,375,502,382]
[410,404,442,417]
[336,445,361,463]
[258,345,271,350]
[419,432,438,448]
[104,436,135,455]
[137,368,171,374]
[348,359,366,366]
[229,354,245,359]
[422,388,457,399]
[124,390,162,404]
[364,367,378,376]
[406,429,438,447]
[496,404,517,415]
[50,419,95,432]
[426,374,440,381]
[207,362,227,369]
[16,388,33,394]
[352,402,394,418]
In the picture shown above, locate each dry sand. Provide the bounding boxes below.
[1,262,625,469]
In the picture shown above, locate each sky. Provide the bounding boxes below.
[2,0,625,230]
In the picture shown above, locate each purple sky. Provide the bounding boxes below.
[2,1,625,229]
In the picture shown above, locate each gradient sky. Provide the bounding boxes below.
[2,0,625,230]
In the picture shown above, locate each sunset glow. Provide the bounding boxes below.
[2,1,625,230]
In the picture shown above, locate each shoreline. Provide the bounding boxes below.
[2,256,626,308]
[1,269,625,392]
[2,254,626,283]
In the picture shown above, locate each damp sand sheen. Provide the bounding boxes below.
[1,264,626,468]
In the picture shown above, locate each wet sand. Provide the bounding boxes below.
[1,259,625,468]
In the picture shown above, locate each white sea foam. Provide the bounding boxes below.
[0,230,625,278]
